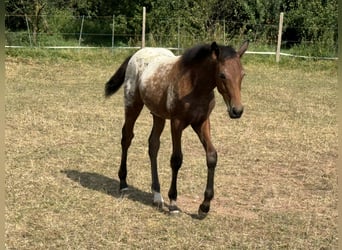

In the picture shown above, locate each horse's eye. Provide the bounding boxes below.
[219,73,226,79]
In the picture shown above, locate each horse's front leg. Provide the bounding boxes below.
[192,119,217,217]
[168,119,185,214]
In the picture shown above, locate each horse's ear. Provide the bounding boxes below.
[238,40,249,58]
[211,42,220,60]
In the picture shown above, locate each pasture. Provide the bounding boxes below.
[5,49,338,249]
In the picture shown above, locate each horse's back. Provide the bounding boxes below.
[124,47,175,88]
[123,48,174,107]
[139,49,180,118]
[124,47,179,118]
[133,47,175,62]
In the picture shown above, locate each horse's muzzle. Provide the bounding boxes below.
[228,106,244,119]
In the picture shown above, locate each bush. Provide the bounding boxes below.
[5,30,31,46]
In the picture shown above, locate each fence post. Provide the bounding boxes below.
[276,12,284,63]
[223,20,226,44]
[112,15,115,50]
[177,17,180,53]
[79,15,85,47]
[142,7,146,48]
[25,14,32,47]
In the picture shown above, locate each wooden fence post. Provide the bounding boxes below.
[142,7,146,48]
[223,20,226,44]
[276,12,284,63]
[112,15,115,50]
[79,15,85,47]
[177,17,180,53]
[25,14,32,47]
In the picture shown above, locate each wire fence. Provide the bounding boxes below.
[5,14,338,60]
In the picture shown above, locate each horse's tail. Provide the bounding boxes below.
[105,55,132,98]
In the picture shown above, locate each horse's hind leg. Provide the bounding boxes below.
[148,114,166,207]
[118,103,143,191]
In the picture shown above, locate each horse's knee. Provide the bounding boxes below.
[207,150,217,169]
[170,153,183,170]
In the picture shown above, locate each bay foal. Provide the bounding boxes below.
[105,41,248,216]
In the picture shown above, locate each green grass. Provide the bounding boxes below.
[5,49,338,249]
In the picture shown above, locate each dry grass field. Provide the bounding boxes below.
[5,49,338,249]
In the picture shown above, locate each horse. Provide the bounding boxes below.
[105,41,248,217]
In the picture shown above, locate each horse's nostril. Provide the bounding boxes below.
[234,107,241,115]
[230,107,244,118]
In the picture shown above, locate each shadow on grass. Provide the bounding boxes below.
[61,169,207,219]
[61,169,154,207]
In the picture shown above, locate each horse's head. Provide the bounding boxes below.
[211,41,248,119]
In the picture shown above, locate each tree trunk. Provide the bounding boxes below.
[31,1,46,45]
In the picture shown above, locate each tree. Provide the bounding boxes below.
[282,0,338,46]
[5,0,338,52]
[6,0,49,45]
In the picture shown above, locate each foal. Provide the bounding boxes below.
[105,41,248,216]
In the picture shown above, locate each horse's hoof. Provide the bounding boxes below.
[152,191,164,208]
[153,201,164,209]
[198,204,209,219]
[120,187,129,192]
[197,210,208,219]
[169,205,181,215]
[119,187,129,197]
[120,181,128,191]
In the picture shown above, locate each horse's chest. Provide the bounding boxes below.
[174,97,215,123]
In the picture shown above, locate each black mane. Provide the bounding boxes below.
[180,43,237,67]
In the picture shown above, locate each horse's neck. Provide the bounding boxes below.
[191,61,217,94]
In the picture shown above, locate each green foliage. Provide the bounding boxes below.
[5,0,338,57]
[282,0,337,50]
[5,31,31,46]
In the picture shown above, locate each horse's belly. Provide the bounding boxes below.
[139,83,171,119]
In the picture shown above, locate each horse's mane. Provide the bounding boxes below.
[180,43,237,67]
